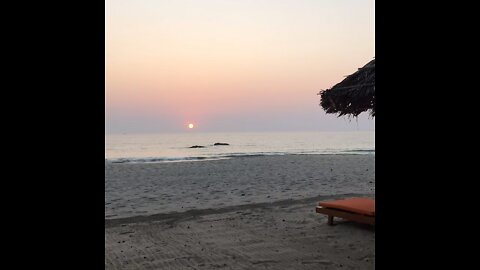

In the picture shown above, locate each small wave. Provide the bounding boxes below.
[221,152,287,158]
[341,149,375,154]
[108,157,227,164]
[107,152,288,164]
[106,149,375,164]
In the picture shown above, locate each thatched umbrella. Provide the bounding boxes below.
[319,59,375,117]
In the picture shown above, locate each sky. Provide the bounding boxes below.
[106,0,375,133]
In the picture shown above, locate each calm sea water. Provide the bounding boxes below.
[105,131,374,163]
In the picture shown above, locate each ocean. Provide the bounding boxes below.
[105,131,375,163]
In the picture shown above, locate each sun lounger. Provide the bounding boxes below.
[316,197,375,225]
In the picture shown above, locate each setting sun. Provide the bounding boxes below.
[188,123,194,129]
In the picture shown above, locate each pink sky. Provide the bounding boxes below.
[106,0,375,133]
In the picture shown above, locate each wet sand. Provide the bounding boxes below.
[105,154,375,219]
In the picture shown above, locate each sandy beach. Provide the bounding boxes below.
[105,154,375,269]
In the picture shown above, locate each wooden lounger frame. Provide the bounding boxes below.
[316,206,375,225]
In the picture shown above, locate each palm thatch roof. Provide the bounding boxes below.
[319,59,375,117]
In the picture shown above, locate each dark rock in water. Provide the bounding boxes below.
[214,142,230,146]
[189,145,206,148]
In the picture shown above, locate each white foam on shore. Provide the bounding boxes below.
[106,150,375,164]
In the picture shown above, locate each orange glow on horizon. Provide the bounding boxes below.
[105,1,375,132]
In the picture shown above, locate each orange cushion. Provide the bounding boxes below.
[319,197,375,216]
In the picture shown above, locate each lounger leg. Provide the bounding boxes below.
[328,215,334,225]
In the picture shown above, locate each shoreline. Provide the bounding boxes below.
[105,152,375,165]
